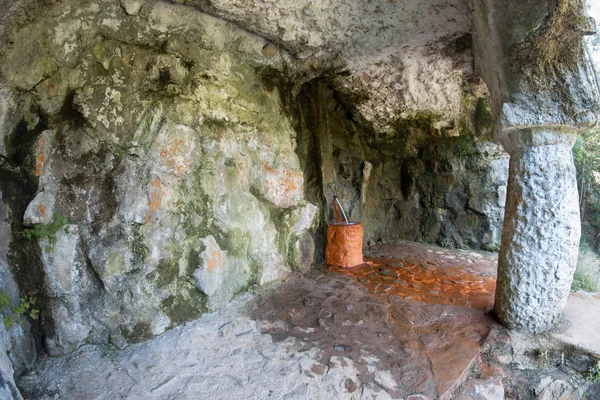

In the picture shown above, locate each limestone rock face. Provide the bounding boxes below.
[175,0,474,133]
[0,324,23,400]
[292,81,507,251]
[0,193,37,377]
[472,0,599,131]
[0,0,317,354]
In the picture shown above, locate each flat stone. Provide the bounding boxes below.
[534,377,575,400]
[374,370,399,392]
[552,292,600,356]
[455,378,504,400]
[379,267,397,277]
[120,0,142,15]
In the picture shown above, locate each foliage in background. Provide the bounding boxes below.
[573,244,600,292]
[0,290,39,329]
[573,129,600,292]
[574,129,600,217]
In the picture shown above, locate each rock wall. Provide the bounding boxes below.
[288,79,508,253]
[0,0,317,357]
[0,326,23,400]
[0,194,36,398]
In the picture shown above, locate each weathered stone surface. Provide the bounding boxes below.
[0,192,36,378]
[360,383,393,400]
[480,322,600,400]
[23,191,55,227]
[535,377,576,400]
[472,0,599,131]
[192,235,249,309]
[0,0,318,355]
[175,0,473,133]
[0,87,20,158]
[120,0,142,15]
[553,292,600,356]
[472,0,599,334]
[18,293,371,400]
[455,377,504,400]
[293,81,506,252]
[251,271,495,399]
[39,225,102,355]
[0,324,23,400]
[495,130,581,333]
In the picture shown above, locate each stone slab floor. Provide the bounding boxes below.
[17,242,600,399]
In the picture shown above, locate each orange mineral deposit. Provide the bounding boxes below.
[326,222,363,267]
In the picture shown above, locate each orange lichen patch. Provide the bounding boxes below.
[38,204,47,217]
[327,258,496,312]
[157,131,194,177]
[145,177,163,223]
[207,248,225,271]
[326,223,364,267]
[35,138,46,176]
[264,166,303,207]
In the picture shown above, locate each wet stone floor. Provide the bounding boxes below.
[17,242,523,399]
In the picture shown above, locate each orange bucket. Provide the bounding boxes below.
[326,223,363,267]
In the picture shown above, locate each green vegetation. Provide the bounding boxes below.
[21,213,70,251]
[573,245,600,293]
[160,286,207,327]
[0,290,39,329]
[588,359,600,383]
[574,129,600,222]
[573,129,600,292]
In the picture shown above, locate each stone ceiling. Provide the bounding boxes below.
[171,0,477,133]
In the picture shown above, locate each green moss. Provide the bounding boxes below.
[231,260,263,297]
[186,246,204,276]
[435,120,478,158]
[449,133,477,157]
[513,0,586,71]
[203,117,228,130]
[176,168,214,238]
[153,259,179,288]
[130,224,149,264]
[382,112,441,156]
[286,234,302,271]
[160,286,207,326]
[219,228,251,258]
[248,261,262,284]
[268,207,292,266]
[121,321,153,344]
[395,111,441,132]
[475,97,494,139]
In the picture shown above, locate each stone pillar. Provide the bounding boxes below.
[495,129,580,333]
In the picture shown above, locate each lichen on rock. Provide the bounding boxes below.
[0,0,318,355]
